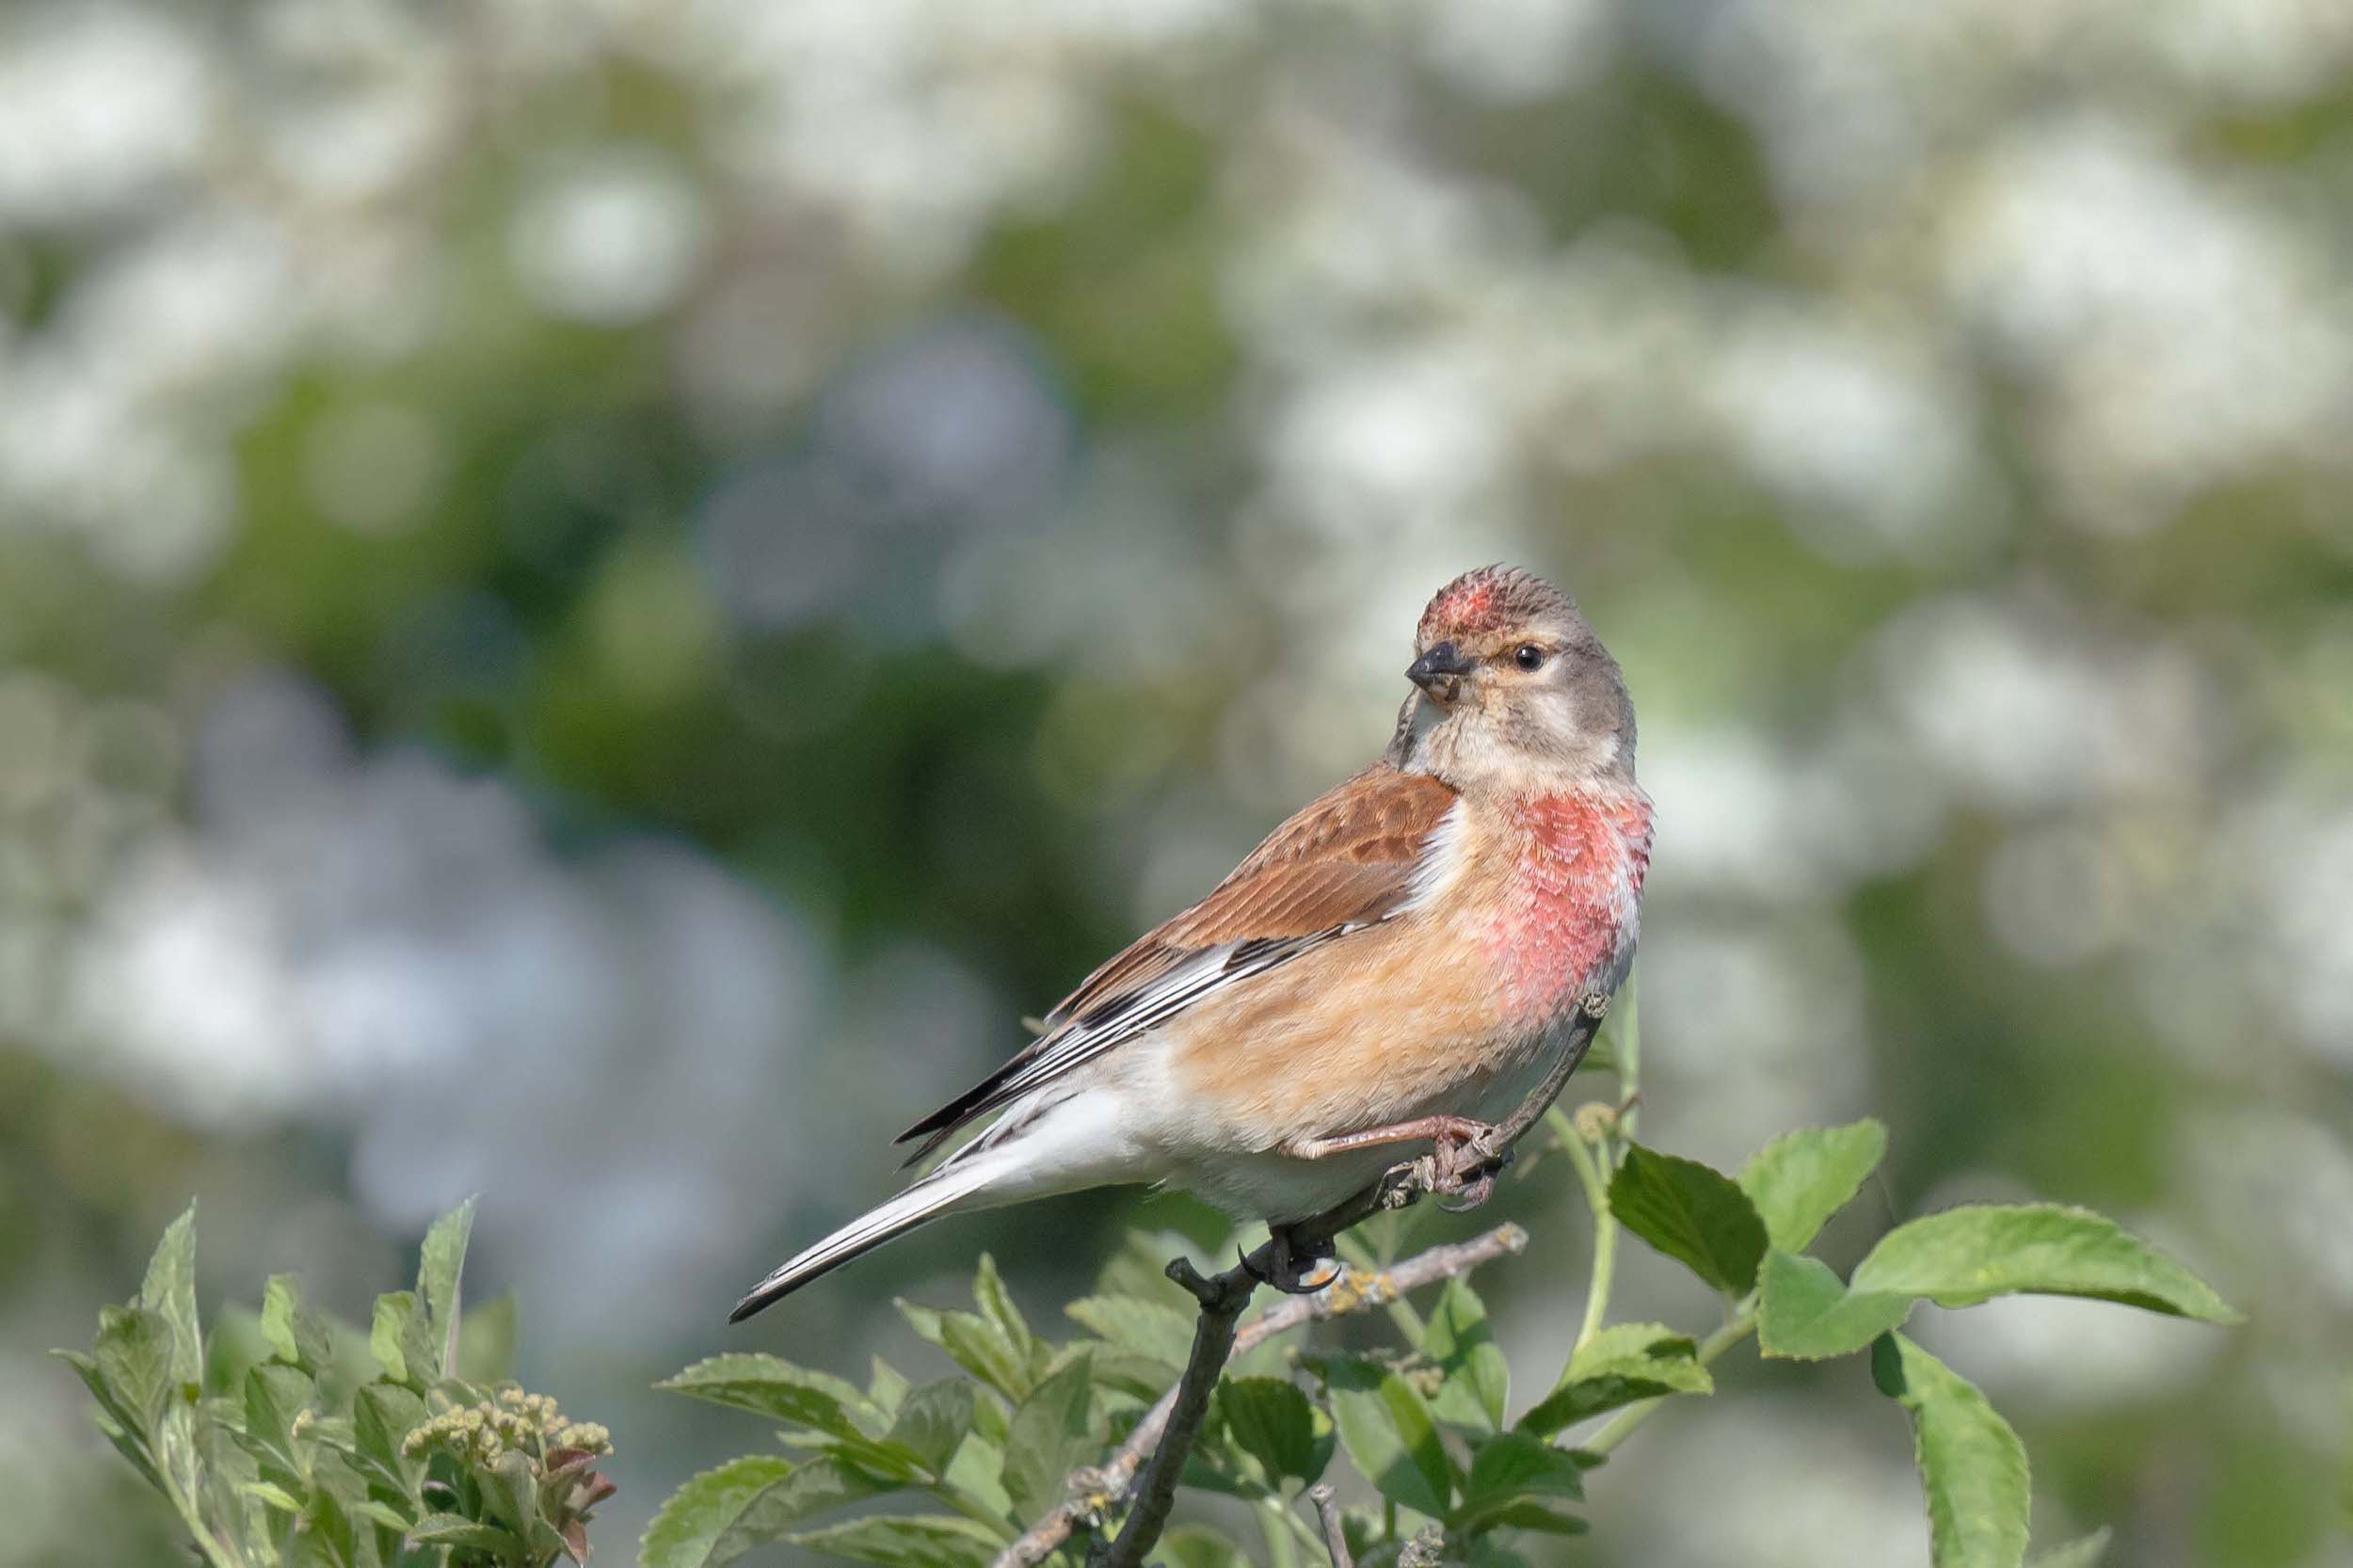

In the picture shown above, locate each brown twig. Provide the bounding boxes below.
[989,1223,1529,1568]
[1306,1483,1352,1568]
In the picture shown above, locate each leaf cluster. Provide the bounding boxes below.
[648,1236,1586,1568]
[55,1200,617,1568]
[1593,1118,2236,1568]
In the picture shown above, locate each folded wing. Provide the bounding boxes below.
[896,763,1459,1161]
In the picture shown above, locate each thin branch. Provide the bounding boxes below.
[1088,1258,1253,1568]
[988,1224,1529,1568]
[1305,1483,1351,1568]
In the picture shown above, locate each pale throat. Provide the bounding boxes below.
[1481,787,1652,1022]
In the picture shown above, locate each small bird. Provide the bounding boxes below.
[731,566,1651,1322]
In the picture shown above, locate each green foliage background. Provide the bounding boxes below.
[3,2,2350,1564]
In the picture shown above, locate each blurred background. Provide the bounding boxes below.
[3,0,2351,1564]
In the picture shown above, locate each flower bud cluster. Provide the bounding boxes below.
[401,1384,614,1466]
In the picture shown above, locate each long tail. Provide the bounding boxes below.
[728,1155,1010,1323]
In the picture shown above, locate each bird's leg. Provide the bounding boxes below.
[1279,1115,1511,1209]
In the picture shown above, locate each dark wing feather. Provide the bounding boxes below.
[895,764,1457,1160]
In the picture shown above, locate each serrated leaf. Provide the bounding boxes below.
[95,1304,176,1432]
[1453,1432,1588,1533]
[481,1448,543,1537]
[1850,1206,2239,1322]
[790,1513,1004,1568]
[1064,1294,1196,1370]
[642,1455,797,1568]
[260,1275,334,1374]
[351,1383,427,1493]
[1217,1377,1327,1485]
[367,1291,434,1389]
[710,1457,897,1565]
[1609,1145,1769,1296]
[415,1198,477,1379]
[409,1512,529,1556]
[1737,1119,1888,1254]
[1875,1333,2030,1568]
[1517,1323,1711,1437]
[1756,1250,1914,1361]
[1003,1355,1102,1516]
[139,1203,203,1388]
[897,1300,1036,1400]
[944,1432,1014,1518]
[658,1353,877,1440]
[241,1363,314,1481]
[887,1380,979,1477]
[1323,1355,1453,1518]
[972,1255,1038,1368]
[1424,1278,1509,1431]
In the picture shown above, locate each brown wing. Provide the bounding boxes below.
[896,764,1458,1159]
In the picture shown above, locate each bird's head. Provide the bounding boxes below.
[1385,566,1637,793]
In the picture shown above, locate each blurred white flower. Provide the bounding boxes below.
[0,4,212,222]
[509,147,709,325]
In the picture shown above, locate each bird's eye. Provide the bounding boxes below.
[1513,644,1546,671]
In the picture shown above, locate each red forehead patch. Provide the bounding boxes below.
[1417,566,1570,646]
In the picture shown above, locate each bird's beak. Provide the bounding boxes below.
[1406,641,1472,703]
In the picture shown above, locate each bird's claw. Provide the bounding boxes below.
[1429,1125,1511,1211]
[1250,1229,1342,1295]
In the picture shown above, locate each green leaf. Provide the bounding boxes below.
[972,1254,1039,1368]
[240,1363,314,1481]
[1003,1354,1103,1516]
[2026,1528,2111,1568]
[367,1291,434,1389]
[1462,1500,1589,1536]
[1323,1355,1453,1518]
[260,1274,333,1374]
[1453,1432,1587,1533]
[1756,1251,1913,1361]
[887,1380,979,1477]
[1517,1323,1711,1437]
[790,1513,1005,1568]
[1423,1278,1509,1431]
[140,1202,203,1389]
[658,1353,876,1440]
[868,1357,912,1421]
[943,1432,1015,1519]
[481,1448,544,1537]
[642,1455,796,1568]
[709,1458,897,1565]
[1609,1145,1769,1296]
[1738,1119,1888,1254]
[55,1347,165,1487]
[899,1300,1037,1401]
[409,1512,529,1556]
[415,1197,477,1379]
[243,1480,304,1512]
[1850,1205,2240,1322]
[1217,1376,1328,1485]
[351,1383,427,1493]
[1875,1333,2030,1568]
[94,1304,176,1432]
[1064,1294,1196,1372]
